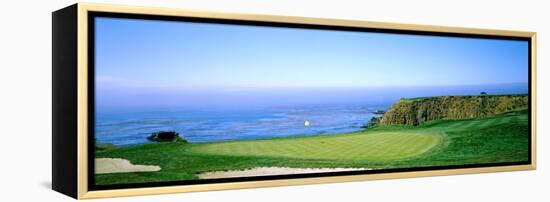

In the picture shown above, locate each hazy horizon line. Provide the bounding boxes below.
[97,75,527,91]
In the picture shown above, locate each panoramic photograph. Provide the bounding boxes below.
[93,16,530,186]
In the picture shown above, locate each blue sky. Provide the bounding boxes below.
[95,17,528,109]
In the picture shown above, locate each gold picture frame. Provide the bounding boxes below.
[52,3,536,199]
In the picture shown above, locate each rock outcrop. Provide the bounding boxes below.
[147,131,187,143]
[379,94,528,126]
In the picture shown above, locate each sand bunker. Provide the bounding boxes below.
[95,158,161,174]
[198,167,368,179]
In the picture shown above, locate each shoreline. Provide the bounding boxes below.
[96,127,372,149]
[94,110,529,185]
[95,105,389,146]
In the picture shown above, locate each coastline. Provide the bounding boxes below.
[95,105,387,145]
[95,109,529,185]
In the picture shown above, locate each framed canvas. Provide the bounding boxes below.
[52,3,536,199]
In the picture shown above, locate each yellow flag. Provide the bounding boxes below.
[304,120,310,127]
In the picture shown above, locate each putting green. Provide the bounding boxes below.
[190,131,443,161]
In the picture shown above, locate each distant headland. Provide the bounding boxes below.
[373,94,528,126]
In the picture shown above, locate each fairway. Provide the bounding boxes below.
[190,132,442,161]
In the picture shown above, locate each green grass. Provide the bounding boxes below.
[95,110,529,185]
[190,132,442,161]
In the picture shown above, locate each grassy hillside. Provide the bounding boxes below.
[95,109,529,185]
[379,94,528,126]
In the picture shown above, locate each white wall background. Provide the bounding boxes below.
[0,0,547,201]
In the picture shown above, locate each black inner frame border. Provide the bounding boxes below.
[87,11,533,191]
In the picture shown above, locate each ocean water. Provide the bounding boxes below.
[95,83,528,145]
[95,104,387,145]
